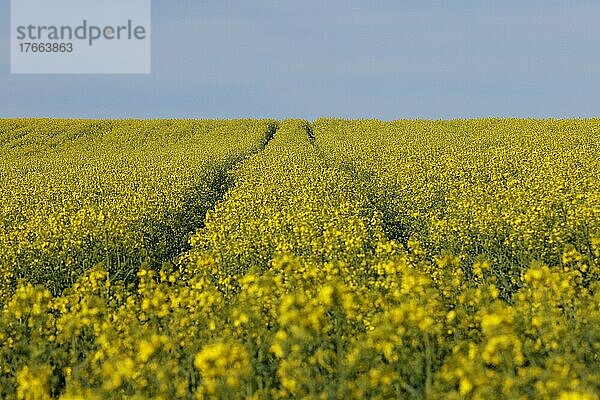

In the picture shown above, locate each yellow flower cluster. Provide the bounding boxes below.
[0,118,599,399]
[194,341,251,398]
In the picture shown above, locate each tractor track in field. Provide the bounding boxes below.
[160,121,280,267]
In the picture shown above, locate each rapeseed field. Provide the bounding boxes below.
[0,118,598,399]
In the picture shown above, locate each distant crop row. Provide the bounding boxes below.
[0,119,598,399]
[313,118,600,297]
[0,119,276,299]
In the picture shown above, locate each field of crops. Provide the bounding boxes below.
[0,118,599,399]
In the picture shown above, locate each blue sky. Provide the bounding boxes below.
[1,0,599,119]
